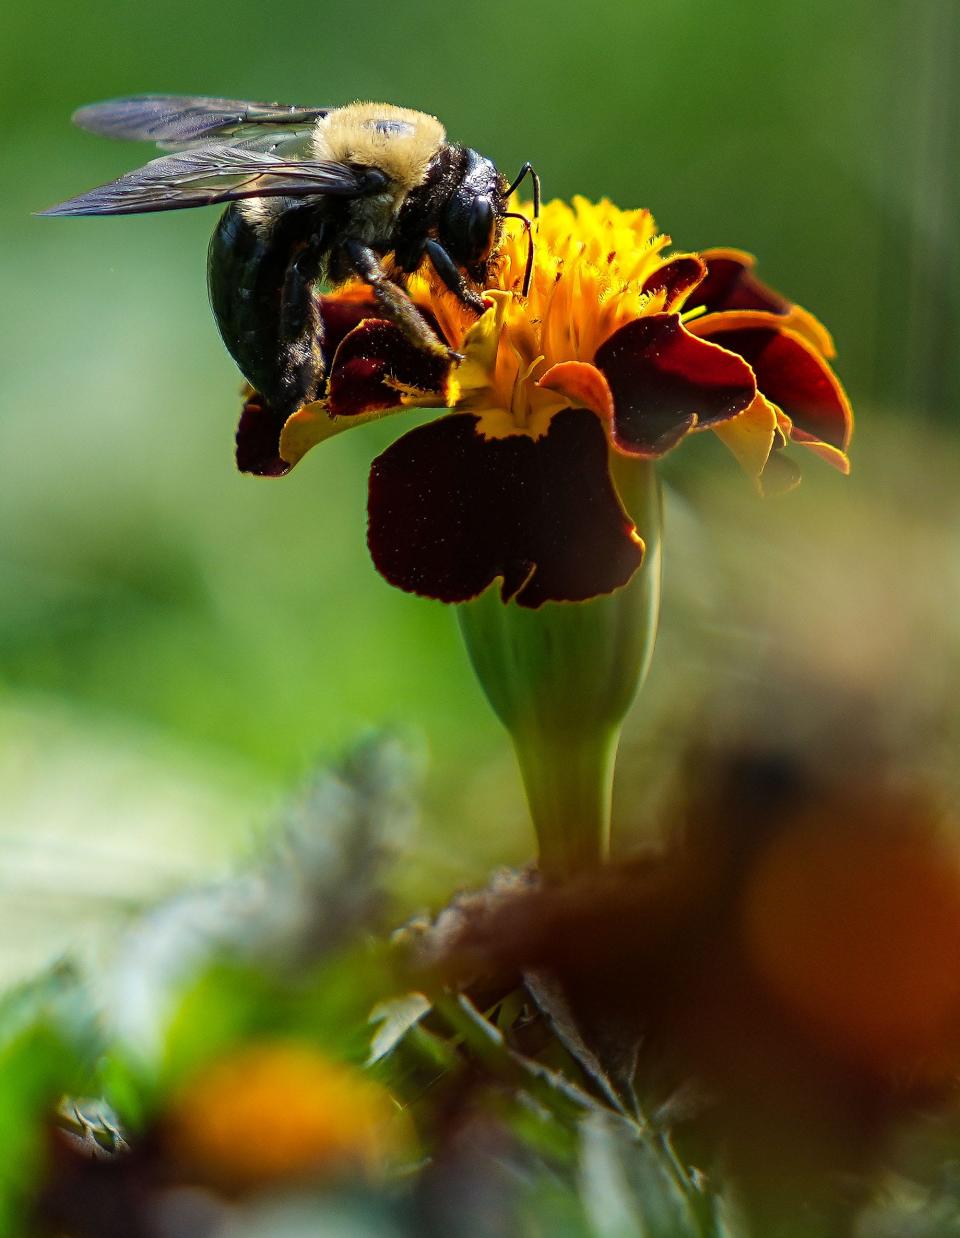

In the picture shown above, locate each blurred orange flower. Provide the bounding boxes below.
[742,794,960,1081]
[164,1040,405,1193]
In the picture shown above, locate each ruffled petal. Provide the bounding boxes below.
[236,390,291,477]
[791,434,852,475]
[327,319,452,418]
[642,255,706,312]
[760,448,803,496]
[537,361,614,422]
[711,392,779,484]
[237,285,448,475]
[317,285,379,357]
[236,385,408,477]
[367,407,645,608]
[693,250,835,356]
[317,283,452,367]
[276,401,397,469]
[687,312,852,452]
[594,314,757,458]
[695,248,788,315]
[449,294,509,405]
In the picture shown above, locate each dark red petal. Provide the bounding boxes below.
[327,319,450,418]
[694,322,852,449]
[367,408,644,608]
[595,314,757,457]
[642,255,706,311]
[318,286,446,393]
[695,249,791,316]
[236,391,291,477]
[317,287,378,360]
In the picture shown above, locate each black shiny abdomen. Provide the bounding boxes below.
[207,201,327,403]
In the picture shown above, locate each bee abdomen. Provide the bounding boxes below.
[207,202,329,408]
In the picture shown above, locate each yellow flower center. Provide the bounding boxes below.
[409,197,682,439]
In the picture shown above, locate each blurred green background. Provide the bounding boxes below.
[1,1,958,983]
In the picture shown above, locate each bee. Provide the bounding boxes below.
[40,94,540,415]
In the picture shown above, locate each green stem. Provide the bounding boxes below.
[457,457,662,880]
[512,725,619,877]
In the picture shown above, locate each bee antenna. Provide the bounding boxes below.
[503,211,535,297]
[504,162,541,219]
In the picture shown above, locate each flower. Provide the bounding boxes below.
[236,198,852,608]
[163,1040,403,1192]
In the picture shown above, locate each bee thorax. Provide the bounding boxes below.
[346,191,404,247]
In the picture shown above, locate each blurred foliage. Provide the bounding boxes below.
[0,738,733,1236]
[5,737,960,1237]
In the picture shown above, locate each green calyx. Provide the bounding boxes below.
[457,456,663,880]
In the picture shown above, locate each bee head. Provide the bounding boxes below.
[438,149,505,279]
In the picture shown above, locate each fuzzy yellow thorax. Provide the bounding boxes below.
[313,102,446,192]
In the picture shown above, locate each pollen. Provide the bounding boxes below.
[408,197,681,439]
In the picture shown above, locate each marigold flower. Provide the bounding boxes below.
[236,197,852,609]
[163,1040,403,1192]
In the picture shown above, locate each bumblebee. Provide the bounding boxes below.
[41,94,540,415]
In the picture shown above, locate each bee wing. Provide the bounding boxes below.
[161,125,320,155]
[71,94,330,147]
[38,145,386,216]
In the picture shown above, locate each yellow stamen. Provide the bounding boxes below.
[406,198,690,439]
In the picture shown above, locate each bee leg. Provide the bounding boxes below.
[345,240,458,361]
[275,235,327,413]
[424,239,486,315]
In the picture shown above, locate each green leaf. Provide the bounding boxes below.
[433,992,617,1128]
[524,970,639,1116]
[579,1112,649,1238]
[367,992,431,1065]
[578,1112,717,1238]
[56,1097,128,1157]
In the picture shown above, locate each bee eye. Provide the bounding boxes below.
[465,196,496,261]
